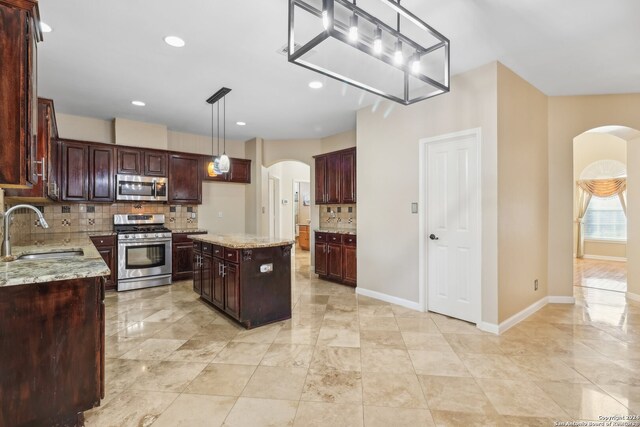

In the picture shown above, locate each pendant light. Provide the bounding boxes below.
[219,95,230,173]
[393,5,403,65]
[206,87,231,176]
[348,0,358,42]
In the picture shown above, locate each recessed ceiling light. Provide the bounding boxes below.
[164,36,185,48]
[131,100,146,107]
[309,81,323,89]
[236,121,246,126]
[40,22,52,33]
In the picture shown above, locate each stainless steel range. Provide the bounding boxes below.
[114,214,172,291]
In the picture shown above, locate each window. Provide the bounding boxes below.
[584,196,626,241]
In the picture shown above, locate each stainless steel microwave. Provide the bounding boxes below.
[116,174,168,202]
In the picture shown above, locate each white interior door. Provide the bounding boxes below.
[426,133,481,323]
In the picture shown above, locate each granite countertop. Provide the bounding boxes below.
[0,233,110,287]
[171,229,208,234]
[315,228,357,235]
[87,231,117,237]
[189,233,295,249]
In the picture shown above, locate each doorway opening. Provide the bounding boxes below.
[266,161,312,274]
[572,126,637,294]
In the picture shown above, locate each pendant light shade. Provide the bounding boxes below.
[207,100,219,177]
[219,154,230,173]
[219,95,230,173]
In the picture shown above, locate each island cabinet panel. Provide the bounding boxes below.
[60,140,89,201]
[172,232,206,281]
[314,231,356,287]
[0,276,105,427]
[89,145,115,202]
[191,238,293,329]
[193,241,202,295]
[0,0,40,189]
[313,147,356,205]
[90,235,117,290]
[201,251,213,301]
[169,153,202,204]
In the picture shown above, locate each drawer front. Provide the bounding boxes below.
[224,248,240,263]
[193,241,202,251]
[328,234,342,244]
[202,242,213,255]
[315,232,327,242]
[343,235,357,246]
[90,235,115,247]
[212,245,223,258]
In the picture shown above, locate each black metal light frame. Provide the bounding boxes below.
[288,0,450,105]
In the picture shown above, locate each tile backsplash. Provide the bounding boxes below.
[319,204,357,230]
[3,202,199,241]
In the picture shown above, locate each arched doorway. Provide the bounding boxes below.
[572,126,640,297]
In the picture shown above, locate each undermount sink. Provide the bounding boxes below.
[18,250,84,260]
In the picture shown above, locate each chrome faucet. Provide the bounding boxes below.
[2,204,49,256]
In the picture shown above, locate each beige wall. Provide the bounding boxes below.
[627,136,640,296]
[244,138,264,234]
[573,132,627,259]
[547,94,640,298]
[56,113,114,144]
[114,118,168,150]
[357,62,499,324]
[496,63,549,322]
[321,130,356,153]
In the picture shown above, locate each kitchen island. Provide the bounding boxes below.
[190,234,294,329]
[0,233,108,427]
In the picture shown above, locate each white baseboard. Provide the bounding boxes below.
[355,287,422,311]
[583,254,627,262]
[477,322,499,334]
[495,297,549,334]
[548,295,576,304]
[626,292,640,302]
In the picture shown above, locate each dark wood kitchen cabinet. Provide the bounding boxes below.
[169,153,202,204]
[4,98,60,202]
[116,147,167,177]
[172,232,206,281]
[202,156,251,184]
[0,0,42,188]
[89,145,115,202]
[60,139,89,201]
[191,236,292,329]
[0,276,105,427]
[90,235,117,290]
[315,231,356,286]
[313,147,356,205]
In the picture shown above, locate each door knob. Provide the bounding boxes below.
[429,234,439,241]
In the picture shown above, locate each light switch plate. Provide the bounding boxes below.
[411,202,418,214]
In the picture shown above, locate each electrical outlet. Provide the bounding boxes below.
[218,211,223,218]
[534,279,539,291]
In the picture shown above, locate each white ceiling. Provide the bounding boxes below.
[38,0,640,140]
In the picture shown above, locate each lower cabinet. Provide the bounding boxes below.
[192,242,292,329]
[172,232,206,281]
[90,235,117,290]
[314,232,357,287]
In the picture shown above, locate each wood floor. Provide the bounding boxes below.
[574,258,627,293]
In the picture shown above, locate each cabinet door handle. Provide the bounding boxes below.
[327,246,331,254]
[228,253,233,258]
[35,157,46,181]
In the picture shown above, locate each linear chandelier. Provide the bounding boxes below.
[288,0,450,105]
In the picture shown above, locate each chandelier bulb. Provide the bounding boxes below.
[349,13,358,42]
[373,27,382,54]
[393,40,403,65]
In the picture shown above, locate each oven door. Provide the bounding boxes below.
[118,237,172,280]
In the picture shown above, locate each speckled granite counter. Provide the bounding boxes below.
[315,228,357,235]
[189,233,294,249]
[171,229,207,234]
[0,233,110,287]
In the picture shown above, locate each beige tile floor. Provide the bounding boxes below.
[574,257,627,293]
[86,249,639,426]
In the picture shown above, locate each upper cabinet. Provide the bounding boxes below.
[60,140,89,201]
[169,153,202,204]
[202,156,251,184]
[88,145,115,202]
[116,147,167,177]
[314,147,356,205]
[4,98,60,202]
[0,0,41,188]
